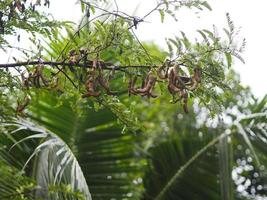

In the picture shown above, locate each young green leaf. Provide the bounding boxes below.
[225,52,232,68]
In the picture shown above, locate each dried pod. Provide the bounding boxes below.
[16,95,31,116]
[135,71,157,98]
[181,90,189,113]
[82,74,101,98]
[188,67,202,91]
[167,65,181,94]
[166,64,191,113]
[31,63,49,88]
[157,59,171,80]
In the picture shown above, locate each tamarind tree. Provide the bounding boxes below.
[0,0,246,119]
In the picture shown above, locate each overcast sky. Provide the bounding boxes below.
[7,0,267,98]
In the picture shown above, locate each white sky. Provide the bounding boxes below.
[4,0,267,98]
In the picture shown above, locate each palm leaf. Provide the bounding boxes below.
[0,160,36,200]
[27,91,142,199]
[218,135,234,200]
[1,119,91,200]
[143,131,230,200]
[230,95,267,198]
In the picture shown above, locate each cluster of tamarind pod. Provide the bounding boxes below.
[20,60,61,94]
[21,61,50,89]
[17,60,58,116]
[18,55,201,114]
[83,58,202,113]
[81,58,117,98]
[128,60,202,113]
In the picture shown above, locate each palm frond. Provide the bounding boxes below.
[1,119,91,200]
[231,95,267,198]
[143,132,230,200]
[0,160,36,200]
[18,91,142,199]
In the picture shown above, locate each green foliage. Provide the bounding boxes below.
[48,184,87,200]
[0,0,68,47]
[0,91,144,199]
[141,95,267,200]
[143,134,221,200]
[0,160,36,200]
[163,13,245,116]
[157,0,212,23]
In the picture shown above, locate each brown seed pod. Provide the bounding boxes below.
[31,63,49,88]
[82,74,101,98]
[157,60,170,80]
[181,90,189,113]
[16,95,31,116]
[135,71,157,98]
[188,67,202,91]
[167,65,182,94]
[166,64,191,113]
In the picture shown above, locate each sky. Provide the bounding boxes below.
[4,0,267,98]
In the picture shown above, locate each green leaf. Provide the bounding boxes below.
[81,1,85,12]
[158,9,165,23]
[90,5,96,14]
[197,30,210,45]
[202,1,212,11]
[225,52,232,68]
[180,31,190,49]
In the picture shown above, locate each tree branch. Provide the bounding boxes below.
[0,60,156,70]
